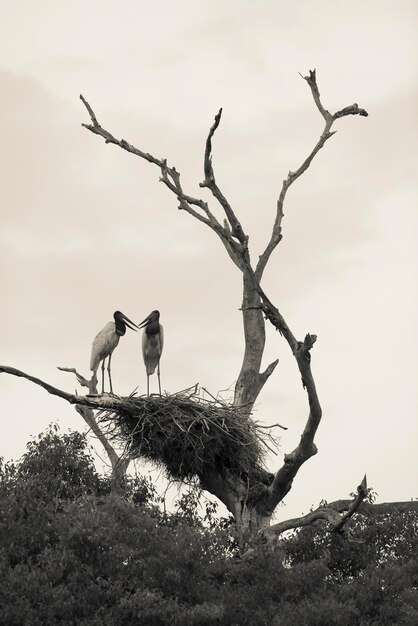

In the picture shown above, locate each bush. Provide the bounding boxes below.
[0,426,416,625]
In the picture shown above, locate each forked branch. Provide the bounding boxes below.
[263,475,368,543]
[80,95,247,272]
[58,366,127,471]
[0,365,127,413]
[240,271,322,512]
[0,364,137,490]
[256,69,368,280]
[200,108,248,247]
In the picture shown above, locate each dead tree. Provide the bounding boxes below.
[4,70,415,547]
[80,70,368,538]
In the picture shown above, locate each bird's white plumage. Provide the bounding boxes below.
[142,324,164,375]
[90,322,120,372]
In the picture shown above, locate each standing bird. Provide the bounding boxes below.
[138,310,164,396]
[90,311,138,394]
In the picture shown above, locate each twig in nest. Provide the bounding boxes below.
[256,422,288,431]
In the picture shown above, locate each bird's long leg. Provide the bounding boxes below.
[101,360,105,394]
[157,362,161,396]
[107,353,113,394]
[147,374,150,397]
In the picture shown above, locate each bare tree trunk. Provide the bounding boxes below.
[199,466,272,546]
[234,271,266,410]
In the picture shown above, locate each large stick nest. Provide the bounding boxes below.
[97,386,279,488]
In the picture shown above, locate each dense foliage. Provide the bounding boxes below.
[0,427,417,625]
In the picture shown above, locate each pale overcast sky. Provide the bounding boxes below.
[0,0,417,519]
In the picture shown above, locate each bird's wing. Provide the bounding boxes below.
[141,329,148,364]
[159,324,164,355]
[142,326,163,375]
[90,322,119,371]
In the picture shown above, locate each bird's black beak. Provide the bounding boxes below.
[122,314,139,331]
[137,316,151,329]
[138,310,160,329]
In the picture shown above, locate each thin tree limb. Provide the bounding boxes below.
[327,499,418,516]
[81,94,214,227]
[0,365,127,412]
[266,335,321,509]
[262,508,363,545]
[80,94,246,272]
[75,404,121,468]
[332,474,367,532]
[57,366,90,389]
[199,109,248,247]
[57,365,132,486]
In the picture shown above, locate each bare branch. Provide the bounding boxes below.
[76,404,120,466]
[242,493,418,557]
[255,280,299,352]
[333,103,368,120]
[262,508,363,545]
[0,365,128,413]
[256,69,368,280]
[203,108,223,183]
[57,366,90,389]
[80,95,246,272]
[256,422,288,431]
[332,475,367,532]
[260,358,279,384]
[80,95,162,166]
[81,95,215,226]
[327,499,418,516]
[303,70,367,123]
[79,94,100,126]
[159,161,212,223]
[2,364,135,488]
[199,109,248,247]
[265,332,321,510]
[56,367,125,468]
[237,268,321,510]
[267,508,341,537]
[302,69,333,123]
[57,365,137,486]
[264,475,368,542]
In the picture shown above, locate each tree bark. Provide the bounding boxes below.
[199,466,271,546]
[234,270,271,410]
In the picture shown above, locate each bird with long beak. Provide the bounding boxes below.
[90,311,138,394]
[138,310,164,396]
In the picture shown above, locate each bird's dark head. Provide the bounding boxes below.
[113,311,139,336]
[138,310,160,329]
